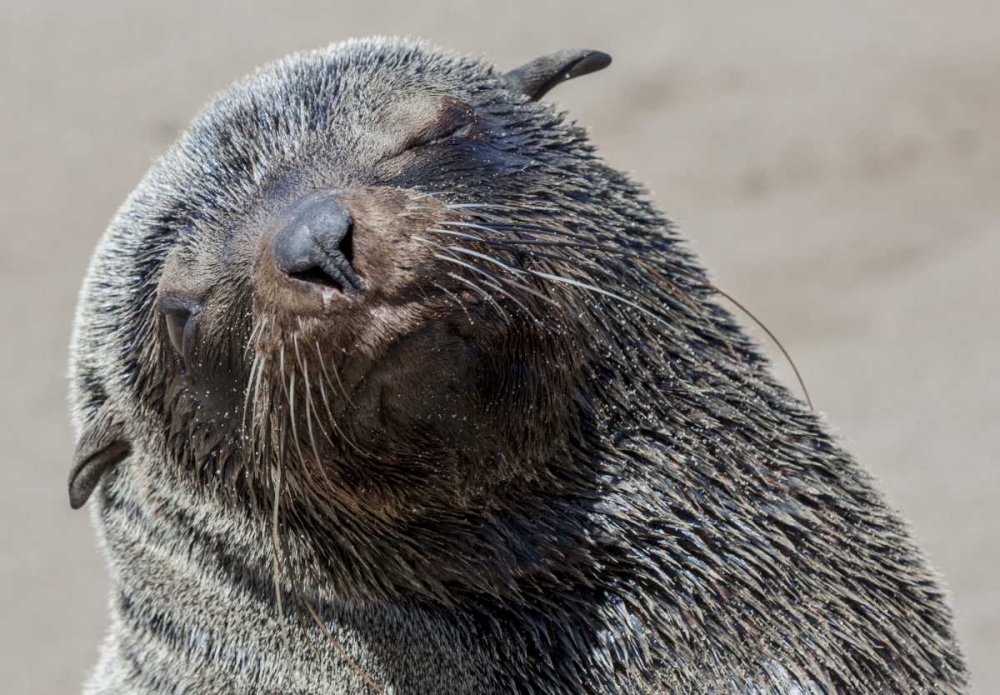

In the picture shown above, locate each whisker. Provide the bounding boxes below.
[447,272,511,324]
[294,334,335,487]
[303,599,385,694]
[426,229,609,280]
[313,340,365,456]
[433,234,670,327]
[250,356,268,469]
[287,347,314,496]
[431,231,681,330]
[441,216,812,409]
[438,252,554,309]
[412,235,559,310]
[438,219,622,250]
[435,244,530,278]
[434,222,732,342]
[242,351,262,438]
[270,343,292,665]
[430,251,555,315]
[241,317,268,476]
[709,284,814,411]
[327,352,354,409]
[450,271,537,323]
[433,220,511,237]
[409,190,444,200]
[430,280,475,325]
[446,202,559,213]
[524,266,673,326]
[312,340,354,408]
[396,204,433,219]
[450,234,649,261]
[425,228,484,243]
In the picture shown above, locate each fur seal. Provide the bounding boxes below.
[69,38,967,694]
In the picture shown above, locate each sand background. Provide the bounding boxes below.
[1,1,997,692]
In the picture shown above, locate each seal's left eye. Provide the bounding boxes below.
[158,296,200,371]
[165,310,189,358]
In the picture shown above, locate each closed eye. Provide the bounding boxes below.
[403,101,481,151]
[158,295,201,372]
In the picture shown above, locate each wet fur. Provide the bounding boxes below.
[70,38,966,693]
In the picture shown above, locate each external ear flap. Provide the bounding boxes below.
[503,49,612,101]
[68,405,130,509]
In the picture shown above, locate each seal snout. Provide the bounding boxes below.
[273,193,363,294]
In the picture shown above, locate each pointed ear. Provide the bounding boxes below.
[68,405,130,509]
[503,49,612,101]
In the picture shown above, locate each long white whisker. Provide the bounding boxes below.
[293,332,335,474]
[429,245,559,307]
[446,272,511,324]
[433,220,509,236]
[412,234,558,307]
[314,340,365,455]
[430,280,474,325]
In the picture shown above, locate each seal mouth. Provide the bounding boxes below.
[288,265,346,290]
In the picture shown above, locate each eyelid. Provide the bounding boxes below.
[405,103,479,149]
[158,295,201,372]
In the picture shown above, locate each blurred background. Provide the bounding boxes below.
[1,1,997,693]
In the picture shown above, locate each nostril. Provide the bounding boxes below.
[273,194,363,294]
[339,223,354,267]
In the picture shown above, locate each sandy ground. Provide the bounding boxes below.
[1,1,997,693]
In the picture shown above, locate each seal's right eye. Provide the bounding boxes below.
[402,101,480,151]
[158,296,200,371]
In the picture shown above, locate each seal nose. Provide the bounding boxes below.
[273,194,363,293]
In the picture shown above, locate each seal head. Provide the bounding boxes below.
[71,42,619,601]
[69,39,966,693]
